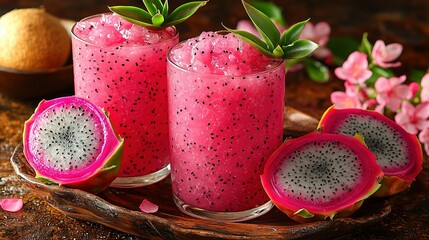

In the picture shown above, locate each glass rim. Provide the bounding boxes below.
[71,12,179,48]
[167,35,285,78]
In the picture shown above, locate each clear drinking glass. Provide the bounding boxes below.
[167,39,286,222]
[72,13,179,188]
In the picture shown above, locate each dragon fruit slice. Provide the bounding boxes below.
[23,96,123,194]
[261,132,383,223]
[319,107,423,197]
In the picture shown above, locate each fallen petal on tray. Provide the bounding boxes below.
[139,199,159,213]
[0,198,23,212]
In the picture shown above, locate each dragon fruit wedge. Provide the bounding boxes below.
[23,96,124,194]
[319,106,423,197]
[261,132,383,223]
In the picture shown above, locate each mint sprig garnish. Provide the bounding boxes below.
[223,0,318,59]
[109,0,208,30]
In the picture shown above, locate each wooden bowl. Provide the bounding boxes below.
[0,19,75,100]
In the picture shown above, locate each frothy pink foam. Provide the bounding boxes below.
[74,14,175,46]
[170,31,278,75]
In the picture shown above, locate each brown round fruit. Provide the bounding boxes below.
[0,8,71,70]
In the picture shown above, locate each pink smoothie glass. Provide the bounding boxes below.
[167,32,285,221]
[72,13,179,188]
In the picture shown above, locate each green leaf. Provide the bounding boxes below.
[162,0,169,17]
[223,1,317,60]
[326,36,359,65]
[109,6,152,23]
[409,69,426,83]
[222,25,274,57]
[280,19,309,46]
[365,65,394,86]
[101,165,117,171]
[35,174,58,185]
[358,32,373,59]
[143,0,158,15]
[371,65,394,78]
[304,58,329,83]
[151,12,164,26]
[242,0,280,50]
[167,1,208,27]
[285,58,304,70]
[110,0,206,29]
[273,45,284,57]
[294,208,315,219]
[283,39,319,59]
[251,1,285,26]
[152,0,164,10]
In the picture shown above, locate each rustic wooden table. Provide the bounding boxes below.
[1,0,429,239]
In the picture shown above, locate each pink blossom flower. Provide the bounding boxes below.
[334,51,372,85]
[371,40,403,68]
[419,127,429,156]
[300,22,332,59]
[375,75,412,112]
[394,101,429,134]
[331,91,376,110]
[420,73,429,102]
[301,22,330,46]
[0,198,23,212]
[331,83,375,109]
[331,91,362,109]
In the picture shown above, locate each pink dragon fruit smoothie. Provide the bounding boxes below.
[167,32,285,221]
[72,13,179,188]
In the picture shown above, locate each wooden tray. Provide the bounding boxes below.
[11,146,392,240]
[10,107,392,239]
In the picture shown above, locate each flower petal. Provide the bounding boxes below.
[421,89,429,102]
[400,101,415,115]
[416,120,429,131]
[419,128,429,143]
[358,69,373,84]
[334,67,347,80]
[416,102,429,119]
[386,98,402,111]
[372,40,385,64]
[314,22,331,37]
[401,122,418,134]
[331,91,361,109]
[349,51,369,68]
[374,77,390,93]
[0,198,23,212]
[390,75,407,86]
[421,73,429,87]
[139,199,158,213]
[394,111,409,126]
[384,43,403,62]
[393,85,412,100]
[377,61,401,68]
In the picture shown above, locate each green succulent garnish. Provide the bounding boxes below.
[223,0,318,59]
[109,0,208,30]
